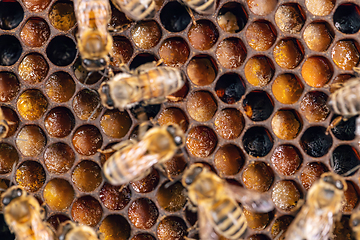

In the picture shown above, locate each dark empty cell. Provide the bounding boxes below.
[215,73,246,104]
[0,35,22,66]
[331,145,360,176]
[130,103,161,120]
[243,91,273,121]
[160,2,191,32]
[73,58,103,85]
[217,2,247,33]
[331,115,356,140]
[334,4,360,34]
[243,127,273,157]
[300,126,332,157]
[0,214,15,240]
[130,54,157,70]
[0,2,24,30]
[47,36,76,66]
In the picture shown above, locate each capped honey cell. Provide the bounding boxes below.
[214,144,243,176]
[17,89,48,120]
[72,160,102,192]
[271,145,302,176]
[301,56,332,88]
[301,126,332,157]
[272,180,301,211]
[188,20,219,51]
[187,56,216,86]
[305,0,335,16]
[46,35,77,66]
[44,142,75,174]
[214,108,244,140]
[19,53,49,85]
[157,107,188,132]
[275,4,304,34]
[111,36,133,67]
[333,4,360,34]
[23,0,51,12]
[0,143,18,174]
[43,178,74,211]
[243,91,274,122]
[73,89,102,121]
[157,181,187,212]
[187,91,217,122]
[272,73,303,104]
[100,109,132,138]
[242,161,274,192]
[273,38,303,69]
[300,91,329,123]
[243,127,273,157]
[246,21,276,51]
[49,1,76,31]
[216,38,246,69]
[332,40,360,70]
[20,18,50,47]
[0,1,24,30]
[342,181,358,213]
[44,107,75,138]
[332,145,360,176]
[71,196,103,227]
[16,125,46,157]
[99,215,131,240]
[0,72,20,102]
[301,162,328,190]
[159,38,189,67]
[303,22,333,52]
[243,207,271,230]
[16,161,45,192]
[160,2,190,32]
[128,198,159,229]
[247,0,277,16]
[100,183,131,210]
[331,115,356,141]
[45,71,76,103]
[0,106,19,137]
[0,35,22,66]
[131,21,161,49]
[131,169,160,193]
[217,2,247,33]
[186,126,217,158]
[157,216,187,240]
[244,56,274,87]
[271,109,301,140]
[72,125,103,156]
[215,73,246,104]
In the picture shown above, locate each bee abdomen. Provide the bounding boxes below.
[122,0,156,21]
[103,155,128,185]
[186,0,216,14]
[329,79,360,117]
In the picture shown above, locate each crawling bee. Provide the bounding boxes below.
[0,107,14,139]
[181,0,216,15]
[182,163,275,240]
[284,172,347,240]
[1,186,55,240]
[58,221,101,240]
[74,0,113,71]
[102,123,185,186]
[110,0,158,21]
[99,61,185,110]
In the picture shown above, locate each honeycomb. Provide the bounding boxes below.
[0,0,360,239]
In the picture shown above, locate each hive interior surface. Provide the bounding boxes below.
[0,0,360,239]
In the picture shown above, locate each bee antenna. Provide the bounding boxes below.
[341,164,360,177]
[9,161,17,187]
[87,101,102,122]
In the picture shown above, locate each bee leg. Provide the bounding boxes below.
[354,66,360,76]
[155,163,173,181]
[183,5,196,26]
[326,115,343,134]
[119,184,127,192]
[107,23,131,33]
[133,61,159,75]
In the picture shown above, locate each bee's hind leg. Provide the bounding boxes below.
[326,115,343,134]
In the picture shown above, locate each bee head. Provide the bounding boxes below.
[2,186,23,207]
[82,58,108,72]
[166,124,185,147]
[58,221,74,240]
[0,123,6,137]
[182,163,204,187]
[99,83,115,109]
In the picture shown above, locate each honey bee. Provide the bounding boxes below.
[74,0,113,71]
[58,221,101,240]
[102,123,185,186]
[110,0,158,21]
[181,0,217,15]
[182,163,275,240]
[284,172,347,240]
[0,107,14,139]
[98,61,185,110]
[1,185,55,240]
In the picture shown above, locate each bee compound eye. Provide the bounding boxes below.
[174,136,183,146]
[0,124,5,134]
[353,218,360,227]
[323,175,333,183]
[335,180,344,190]
[2,196,11,206]
[15,188,22,197]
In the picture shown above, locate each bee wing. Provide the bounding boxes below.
[198,204,220,240]
[225,183,274,213]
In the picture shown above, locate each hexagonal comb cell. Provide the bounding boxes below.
[243,127,273,157]
[187,55,217,86]
[215,73,246,104]
[0,35,22,66]
[46,35,77,66]
[43,178,74,211]
[49,1,76,31]
[217,2,247,33]
[188,20,219,51]
[216,37,246,69]
[243,91,274,122]
[160,2,190,32]
[0,1,23,30]
[333,4,360,34]
[20,18,50,47]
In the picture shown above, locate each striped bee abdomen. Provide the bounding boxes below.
[329,79,360,117]
[112,0,156,21]
[183,0,216,15]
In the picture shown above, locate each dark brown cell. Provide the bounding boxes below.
[300,162,328,190]
[216,38,246,69]
[44,142,75,174]
[305,0,335,16]
[0,35,22,66]
[159,38,189,67]
[109,5,131,32]
[43,178,74,211]
[272,180,301,211]
[18,54,48,84]
[132,234,156,240]
[0,2,24,30]
[271,110,301,140]
[44,107,75,138]
[243,91,274,122]
[45,72,75,103]
[301,56,332,88]
[330,74,353,94]
[215,73,246,104]
[342,181,358,213]
[46,36,76,66]
[0,72,19,102]
[0,143,18,174]
[188,20,218,50]
[187,91,217,122]
[20,18,50,47]
[16,161,45,192]
[100,109,132,138]
[157,216,187,240]
[333,216,353,240]
[243,207,270,230]
[214,108,244,140]
[0,106,19,138]
[187,56,216,86]
[271,145,302,176]
[303,22,333,52]
[23,0,51,12]
[17,89,48,120]
[72,125,103,156]
[49,2,76,31]
[273,39,303,69]
[72,160,102,192]
[157,181,186,212]
[71,196,103,227]
[271,215,294,239]
[242,127,273,157]
[300,91,330,122]
[73,89,102,121]
[100,183,131,210]
[16,125,46,157]
[242,161,274,192]
[157,108,188,133]
[247,0,277,16]
[131,169,160,193]
[272,73,303,104]
[275,4,304,34]
[128,198,159,229]
[332,40,360,70]
[99,215,131,240]
[47,214,70,231]
[244,56,274,87]
[164,155,187,179]
[301,126,333,158]
[186,126,217,158]
[111,37,133,67]
[214,144,243,176]
[246,21,276,51]
[132,21,161,49]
